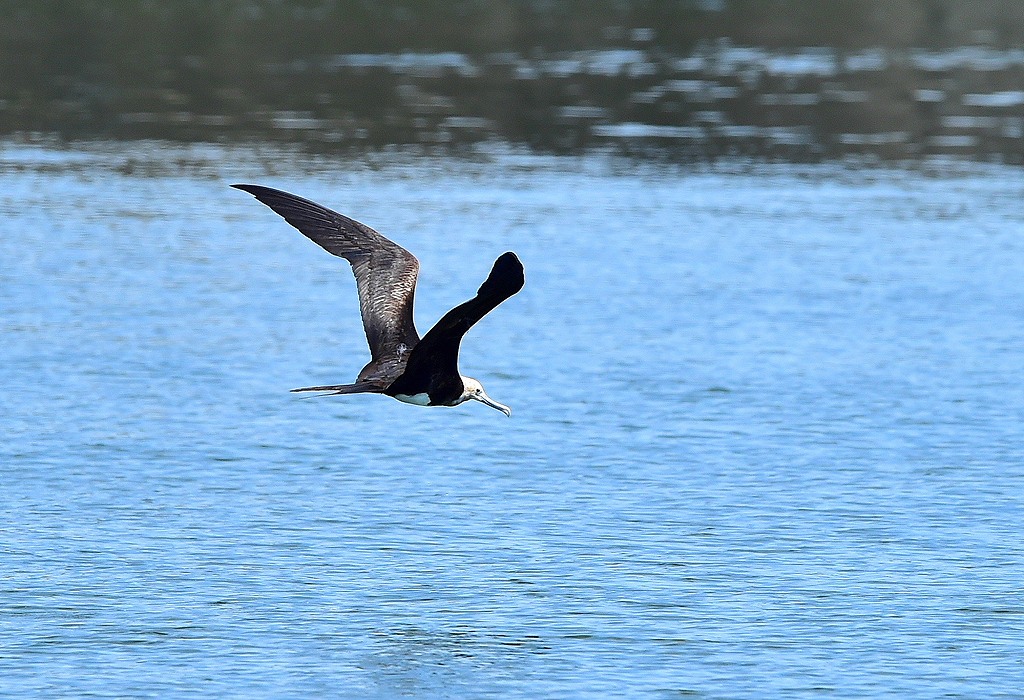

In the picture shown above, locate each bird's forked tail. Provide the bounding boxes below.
[290,381,383,396]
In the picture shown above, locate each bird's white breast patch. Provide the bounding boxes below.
[394,392,431,406]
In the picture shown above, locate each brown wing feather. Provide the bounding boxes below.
[232,184,421,372]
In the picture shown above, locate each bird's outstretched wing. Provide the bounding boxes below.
[387,252,524,395]
[232,184,421,365]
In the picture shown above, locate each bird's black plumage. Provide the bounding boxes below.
[385,252,524,403]
[232,184,524,413]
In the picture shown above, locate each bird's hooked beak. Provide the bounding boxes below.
[473,390,512,417]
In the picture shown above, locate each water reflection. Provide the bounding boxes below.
[5,43,1024,161]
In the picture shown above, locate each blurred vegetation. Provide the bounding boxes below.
[0,0,717,137]
[1,0,1022,156]
[4,0,1022,98]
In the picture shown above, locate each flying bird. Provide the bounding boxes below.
[232,184,524,416]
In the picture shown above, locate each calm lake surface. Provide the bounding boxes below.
[2,142,1023,698]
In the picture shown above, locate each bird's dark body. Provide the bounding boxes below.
[231,183,524,413]
[385,373,463,406]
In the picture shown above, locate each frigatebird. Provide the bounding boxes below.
[232,184,524,416]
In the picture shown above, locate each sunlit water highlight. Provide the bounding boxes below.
[1,143,1023,698]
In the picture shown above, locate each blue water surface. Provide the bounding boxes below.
[1,143,1023,698]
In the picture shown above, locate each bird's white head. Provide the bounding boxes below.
[459,376,511,417]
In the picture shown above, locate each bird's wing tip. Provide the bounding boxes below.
[495,251,523,272]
